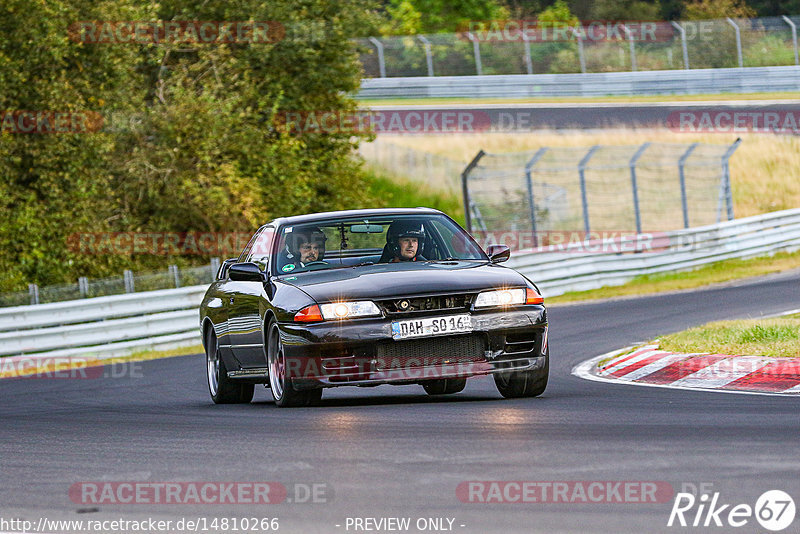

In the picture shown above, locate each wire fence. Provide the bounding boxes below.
[1,261,220,307]
[462,141,741,242]
[357,16,800,77]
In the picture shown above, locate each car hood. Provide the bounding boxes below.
[277,261,529,303]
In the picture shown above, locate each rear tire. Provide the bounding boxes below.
[494,347,549,399]
[422,378,467,395]
[267,321,323,407]
[206,328,254,404]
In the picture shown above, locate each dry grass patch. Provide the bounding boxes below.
[656,314,800,357]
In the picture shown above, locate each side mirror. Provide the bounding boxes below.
[229,262,266,282]
[218,258,238,280]
[486,244,511,263]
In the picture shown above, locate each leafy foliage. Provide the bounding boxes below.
[0,0,380,291]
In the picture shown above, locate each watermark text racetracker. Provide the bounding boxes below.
[69,21,284,44]
[457,481,674,503]
[1,111,103,134]
[668,108,800,134]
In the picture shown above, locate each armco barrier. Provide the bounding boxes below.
[507,208,800,296]
[0,286,206,361]
[358,66,800,99]
[0,209,798,362]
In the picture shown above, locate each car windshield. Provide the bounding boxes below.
[273,214,487,275]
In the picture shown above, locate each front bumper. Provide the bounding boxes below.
[279,306,548,389]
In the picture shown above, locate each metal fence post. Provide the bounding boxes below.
[461,150,486,233]
[671,21,689,69]
[123,270,135,293]
[169,264,181,288]
[522,32,533,74]
[78,277,88,298]
[368,37,386,78]
[210,257,221,278]
[525,148,549,247]
[622,25,637,71]
[782,16,799,66]
[28,283,39,305]
[678,143,699,228]
[722,138,742,221]
[629,142,650,234]
[578,146,600,234]
[418,35,434,76]
[726,17,744,67]
[571,27,586,73]
[467,32,483,75]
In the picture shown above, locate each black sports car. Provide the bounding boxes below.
[199,208,549,407]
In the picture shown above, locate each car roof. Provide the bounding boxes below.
[267,207,445,227]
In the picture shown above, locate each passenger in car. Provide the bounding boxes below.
[380,220,427,262]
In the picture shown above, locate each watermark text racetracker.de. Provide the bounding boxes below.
[273,109,555,135]
[0,356,142,380]
[0,516,279,533]
[69,481,330,505]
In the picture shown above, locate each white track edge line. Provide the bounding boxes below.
[571,346,800,398]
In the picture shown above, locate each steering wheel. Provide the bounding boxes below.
[303,261,329,270]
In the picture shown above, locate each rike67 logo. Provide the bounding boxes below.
[668,489,795,531]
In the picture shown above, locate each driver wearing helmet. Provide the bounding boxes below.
[381,220,427,263]
[287,226,327,268]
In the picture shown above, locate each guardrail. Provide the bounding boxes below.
[358,66,800,99]
[507,208,800,296]
[1,209,798,362]
[0,286,206,360]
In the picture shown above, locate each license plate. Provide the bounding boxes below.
[391,314,472,340]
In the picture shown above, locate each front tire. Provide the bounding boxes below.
[267,321,322,407]
[206,328,254,404]
[422,378,467,395]
[494,347,549,398]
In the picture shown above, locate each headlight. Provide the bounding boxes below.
[319,301,381,320]
[474,288,526,308]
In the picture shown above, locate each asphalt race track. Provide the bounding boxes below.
[1,270,799,534]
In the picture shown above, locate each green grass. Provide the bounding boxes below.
[366,168,466,227]
[656,314,800,357]
[358,91,800,107]
[548,249,800,304]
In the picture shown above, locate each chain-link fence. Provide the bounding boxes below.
[1,261,220,307]
[357,16,800,77]
[462,141,741,241]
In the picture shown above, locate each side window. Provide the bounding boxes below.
[238,228,263,263]
[247,227,276,271]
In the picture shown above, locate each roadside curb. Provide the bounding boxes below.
[572,345,800,396]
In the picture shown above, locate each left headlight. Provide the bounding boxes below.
[474,287,543,308]
[319,301,381,320]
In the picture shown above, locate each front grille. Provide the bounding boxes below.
[375,334,486,369]
[378,294,474,316]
